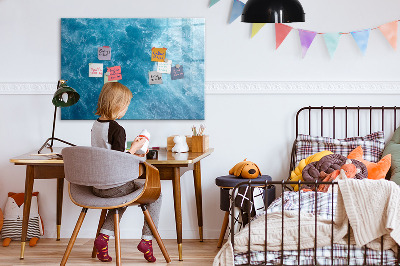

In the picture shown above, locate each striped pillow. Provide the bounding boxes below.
[294,131,385,166]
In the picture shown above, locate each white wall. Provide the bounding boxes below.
[1,0,400,240]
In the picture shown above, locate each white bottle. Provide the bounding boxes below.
[136,129,150,154]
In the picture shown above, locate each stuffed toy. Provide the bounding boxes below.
[172,135,189,153]
[348,146,391,180]
[1,192,44,247]
[229,159,261,179]
[289,150,333,191]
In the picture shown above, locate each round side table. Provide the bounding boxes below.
[215,175,275,248]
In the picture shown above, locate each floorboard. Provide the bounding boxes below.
[0,239,222,265]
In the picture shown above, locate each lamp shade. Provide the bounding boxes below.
[241,0,305,23]
[52,82,80,108]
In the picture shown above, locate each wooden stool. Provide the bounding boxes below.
[215,175,275,248]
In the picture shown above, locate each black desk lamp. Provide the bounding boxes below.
[38,80,80,154]
[241,0,305,23]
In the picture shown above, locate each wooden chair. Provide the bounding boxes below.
[60,146,171,265]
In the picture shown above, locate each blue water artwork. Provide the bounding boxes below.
[61,18,205,120]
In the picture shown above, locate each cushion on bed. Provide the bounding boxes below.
[381,127,400,184]
[302,154,368,189]
[348,146,391,180]
[295,131,385,167]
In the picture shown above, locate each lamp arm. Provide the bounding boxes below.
[50,105,57,148]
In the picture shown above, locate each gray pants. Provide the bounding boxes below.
[92,180,162,240]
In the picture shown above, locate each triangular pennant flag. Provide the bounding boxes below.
[251,23,266,38]
[298,29,317,58]
[209,0,220,7]
[351,29,370,55]
[323,33,341,58]
[275,23,293,49]
[229,0,245,24]
[378,21,398,50]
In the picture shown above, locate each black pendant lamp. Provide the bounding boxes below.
[242,0,305,23]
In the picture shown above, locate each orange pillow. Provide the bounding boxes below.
[347,146,391,180]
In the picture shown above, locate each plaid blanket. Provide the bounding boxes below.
[234,191,397,265]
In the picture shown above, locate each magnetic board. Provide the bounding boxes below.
[61,18,205,120]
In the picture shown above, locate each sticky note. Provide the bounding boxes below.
[157,60,172,74]
[171,65,184,80]
[89,63,103,77]
[104,71,117,84]
[107,66,122,81]
[149,71,163,85]
[98,46,111,60]
[151,47,167,62]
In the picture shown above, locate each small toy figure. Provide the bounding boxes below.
[172,135,189,153]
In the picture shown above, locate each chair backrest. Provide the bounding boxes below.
[62,146,145,187]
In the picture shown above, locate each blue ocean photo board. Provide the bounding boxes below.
[61,18,205,120]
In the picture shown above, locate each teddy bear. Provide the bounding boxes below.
[1,192,44,247]
[172,135,189,153]
[229,159,261,179]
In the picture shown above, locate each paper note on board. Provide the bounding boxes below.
[151,47,167,62]
[149,71,163,85]
[157,60,172,74]
[104,71,117,84]
[171,65,184,80]
[107,66,122,81]
[98,46,111,60]
[89,63,103,77]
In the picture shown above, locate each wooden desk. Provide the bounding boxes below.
[10,147,213,261]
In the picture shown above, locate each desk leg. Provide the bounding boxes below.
[20,165,35,259]
[56,178,64,241]
[172,167,183,261]
[193,161,203,242]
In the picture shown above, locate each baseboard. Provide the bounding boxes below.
[1,81,400,94]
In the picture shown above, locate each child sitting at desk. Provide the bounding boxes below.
[91,82,162,263]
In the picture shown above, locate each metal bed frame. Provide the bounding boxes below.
[230,106,400,266]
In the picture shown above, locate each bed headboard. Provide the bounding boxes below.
[290,106,400,179]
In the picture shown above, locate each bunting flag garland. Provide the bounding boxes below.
[351,29,370,55]
[209,0,220,7]
[378,21,398,50]
[207,4,400,57]
[229,0,245,24]
[251,23,266,38]
[275,23,293,49]
[298,30,317,58]
[323,33,341,58]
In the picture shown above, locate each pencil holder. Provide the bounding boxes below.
[191,135,209,153]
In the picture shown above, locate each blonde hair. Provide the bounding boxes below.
[95,82,133,120]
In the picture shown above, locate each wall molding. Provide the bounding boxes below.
[1,81,400,95]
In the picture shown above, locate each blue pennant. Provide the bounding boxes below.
[229,0,245,23]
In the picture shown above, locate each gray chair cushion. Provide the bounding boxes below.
[69,180,145,208]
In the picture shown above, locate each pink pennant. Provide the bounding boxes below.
[378,21,398,50]
[298,29,317,58]
[275,24,293,49]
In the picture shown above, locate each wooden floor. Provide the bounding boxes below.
[0,239,222,265]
